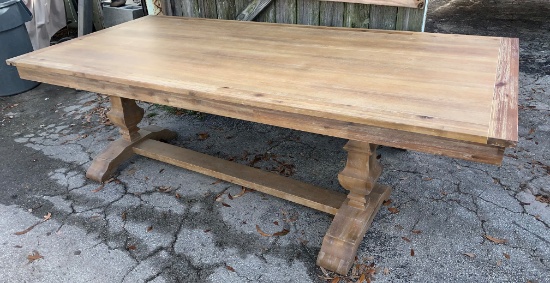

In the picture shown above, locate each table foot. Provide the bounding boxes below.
[86,125,176,182]
[317,140,391,275]
[317,184,391,274]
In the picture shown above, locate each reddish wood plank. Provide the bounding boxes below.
[488,38,519,147]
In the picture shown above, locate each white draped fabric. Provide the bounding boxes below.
[23,0,66,50]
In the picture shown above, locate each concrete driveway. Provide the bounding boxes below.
[0,0,548,282]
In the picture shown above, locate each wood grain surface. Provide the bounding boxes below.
[134,139,347,215]
[7,16,518,149]
[488,38,519,147]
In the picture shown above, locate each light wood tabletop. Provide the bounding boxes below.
[7,16,518,150]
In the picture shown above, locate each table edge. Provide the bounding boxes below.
[488,37,519,148]
[13,65,506,165]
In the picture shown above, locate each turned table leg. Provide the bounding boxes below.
[317,140,392,274]
[86,97,177,182]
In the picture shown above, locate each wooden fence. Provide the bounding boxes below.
[158,0,426,31]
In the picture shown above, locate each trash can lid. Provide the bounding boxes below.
[0,0,32,33]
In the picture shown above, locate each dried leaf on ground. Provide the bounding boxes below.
[214,187,231,202]
[225,264,236,272]
[411,230,422,234]
[402,237,411,242]
[273,161,296,176]
[496,260,502,266]
[535,195,550,204]
[175,193,181,199]
[14,221,41,235]
[388,207,400,214]
[92,184,104,193]
[121,211,127,221]
[43,212,52,221]
[357,273,366,282]
[331,277,340,283]
[146,226,153,232]
[382,199,392,206]
[221,202,231,207]
[232,187,249,198]
[241,150,249,160]
[256,225,272,237]
[248,155,263,166]
[198,132,210,140]
[255,224,289,237]
[464,253,476,258]
[485,235,508,244]
[127,245,137,251]
[410,249,415,256]
[157,186,173,193]
[272,228,290,237]
[27,251,44,263]
[92,177,116,192]
[383,267,390,275]
[503,253,510,259]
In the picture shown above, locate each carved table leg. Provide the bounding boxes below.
[86,97,177,182]
[317,141,392,275]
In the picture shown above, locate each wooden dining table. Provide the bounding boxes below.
[6,15,518,275]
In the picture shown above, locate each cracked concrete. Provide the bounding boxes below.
[1,0,549,282]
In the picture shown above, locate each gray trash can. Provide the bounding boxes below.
[0,0,40,96]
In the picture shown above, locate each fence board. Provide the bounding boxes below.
[256,1,276,22]
[320,1,344,27]
[173,0,183,15]
[276,0,297,24]
[297,0,319,25]
[179,0,200,16]
[217,0,236,19]
[321,0,424,9]
[198,0,218,18]
[156,1,425,30]
[396,6,424,31]
[344,3,369,28]
[369,5,397,29]
[162,0,174,15]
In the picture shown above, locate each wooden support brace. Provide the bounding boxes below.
[236,0,273,21]
[86,97,176,182]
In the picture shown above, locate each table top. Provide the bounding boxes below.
[7,16,518,147]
